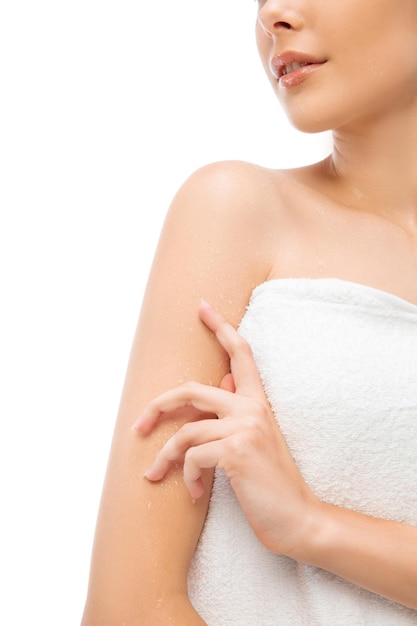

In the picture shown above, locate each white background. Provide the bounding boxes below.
[0,2,330,624]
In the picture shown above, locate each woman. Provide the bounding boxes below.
[82,1,417,624]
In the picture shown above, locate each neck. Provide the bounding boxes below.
[326,106,417,231]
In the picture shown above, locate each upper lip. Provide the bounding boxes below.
[270,51,326,79]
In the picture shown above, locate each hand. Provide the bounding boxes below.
[133,301,321,557]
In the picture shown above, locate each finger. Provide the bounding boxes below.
[219,372,235,393]
[144,419,234,480]
[183,440,224,499]
[199,300,264,395]
[133,382,237,432]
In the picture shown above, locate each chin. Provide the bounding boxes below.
[285,111,334,135]
[276,92,336,135]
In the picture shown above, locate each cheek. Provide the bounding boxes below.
[350,35,417,112]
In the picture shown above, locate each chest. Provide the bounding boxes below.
[268,190,417,305]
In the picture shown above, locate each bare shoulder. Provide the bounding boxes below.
[171,159,340,285]
[173,159,285,221]
[180,158,309,221]
[165,159,287,273]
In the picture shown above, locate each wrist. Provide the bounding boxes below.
[284,497,335,565]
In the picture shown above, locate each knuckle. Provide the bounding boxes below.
[251,398,270,419]
[239,408,270,442]
[163,446,177,463]
[241,397,269,423]
[181,380,197,393]
[228,333,252,357]
[179,421,196,441]
[184,446,195,461]
[180,380,199,402]
[224,434,241,457]
[184,446,198,468]
[244,413,260,432]
[226,433,249,466]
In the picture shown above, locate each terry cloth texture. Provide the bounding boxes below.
[188,278,417,625]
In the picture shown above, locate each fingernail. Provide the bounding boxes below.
[144,466,156,480]
[200,299,212,310]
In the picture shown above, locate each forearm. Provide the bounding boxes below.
[295,502,417,609]
[82,427,213,626]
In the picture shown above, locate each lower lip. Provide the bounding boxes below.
[279,63,324,89]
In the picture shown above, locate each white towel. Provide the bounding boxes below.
[188,278,417,625]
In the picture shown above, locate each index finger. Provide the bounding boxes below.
[199,300,264,396]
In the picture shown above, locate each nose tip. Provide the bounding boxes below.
[257,2,304,36]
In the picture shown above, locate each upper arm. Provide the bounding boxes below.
[82,162,273,624]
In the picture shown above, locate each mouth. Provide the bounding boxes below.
[281,61,312,78]
[270,52,326,81]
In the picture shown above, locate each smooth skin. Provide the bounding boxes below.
[82,0,417,623]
